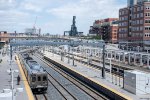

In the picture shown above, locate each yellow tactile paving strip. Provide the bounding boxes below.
[16,55,34,100]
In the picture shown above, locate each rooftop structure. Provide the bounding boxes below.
[89,18,119,43]
[64,16,83,37]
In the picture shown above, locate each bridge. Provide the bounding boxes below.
[0,36,70,40]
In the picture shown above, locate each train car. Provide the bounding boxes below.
[19,53,48,93]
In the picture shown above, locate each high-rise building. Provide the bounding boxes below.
[119,0,150,51]
[127,0,137,7]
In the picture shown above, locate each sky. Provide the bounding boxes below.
[0,0,126,35]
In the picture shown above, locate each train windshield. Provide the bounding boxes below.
[32,76,36,82]
[38,76,41,81]
[43,76,47,81]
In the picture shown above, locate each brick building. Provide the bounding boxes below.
[89,18,119,43]
[0,31,9,43]
[119,0,150,51]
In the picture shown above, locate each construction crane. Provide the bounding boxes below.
[32,16,41,36]
[33,16,37,34]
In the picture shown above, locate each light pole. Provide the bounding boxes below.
[61,50,63,61]
[7,69,20,100]
[72,47,75,66]
[68,46,70,64]
[52,47,54,57]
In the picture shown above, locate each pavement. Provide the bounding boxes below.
[0,47,33,100]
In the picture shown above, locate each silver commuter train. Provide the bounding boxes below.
[18,53,48,93]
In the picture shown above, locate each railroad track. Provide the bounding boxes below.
[34,53,109,100]
[47,71,76,100]
[65,55,124,77]
[46,50,124,77]
[34,94,47,100]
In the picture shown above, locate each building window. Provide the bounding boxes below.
[119,12,122,15]
[141,6,144,10]
[134,14,136,19]
[122,11,124,15]
[140,26,143,31]
[140,20,143,24]
[140,13,143,17]
[137,20,140,24]
[145,33,150,37]
[146,6,150,10]
[145,13,150,17]
[137,7,140,11]
[134,8,136,12]
[137,14,140,18]
[145,26,150,30]
[140,33,143,37]
[114,30,117,32]
[145,20,150,23]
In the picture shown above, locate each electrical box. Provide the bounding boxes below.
[124,70,150,95]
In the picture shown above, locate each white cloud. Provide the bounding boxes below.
[0,0,126,34]
[48,0,124,19]
[20,0,53,12]
[47,0,125,34]
[23,3,42,12]
[0,9,33,32]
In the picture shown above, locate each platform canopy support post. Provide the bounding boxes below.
[102,45,105,79]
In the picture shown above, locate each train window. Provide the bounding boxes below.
[32,77,36,82]
[38,76,41,81]
[43,76,47,81]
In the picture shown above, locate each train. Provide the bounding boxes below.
[18,53,48,93]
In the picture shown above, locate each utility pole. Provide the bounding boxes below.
[68,46,70,64]
[102,45,105,78]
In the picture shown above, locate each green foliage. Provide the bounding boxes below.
[89,35,102,40]
[0,42,5,49]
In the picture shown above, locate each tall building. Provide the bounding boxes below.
[128,0,137,7]
[119,0,150,51]
[25,28,41,36]
[89,18,119,43]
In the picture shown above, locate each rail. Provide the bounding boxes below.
[35,54,108,100]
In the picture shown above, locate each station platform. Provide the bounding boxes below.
[72,52,150,73]
[0,48,34,100]
[42,51,150,100]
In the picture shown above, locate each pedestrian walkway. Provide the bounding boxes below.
[0,48,34,100]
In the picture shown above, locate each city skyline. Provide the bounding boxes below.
[0,0,126,35]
